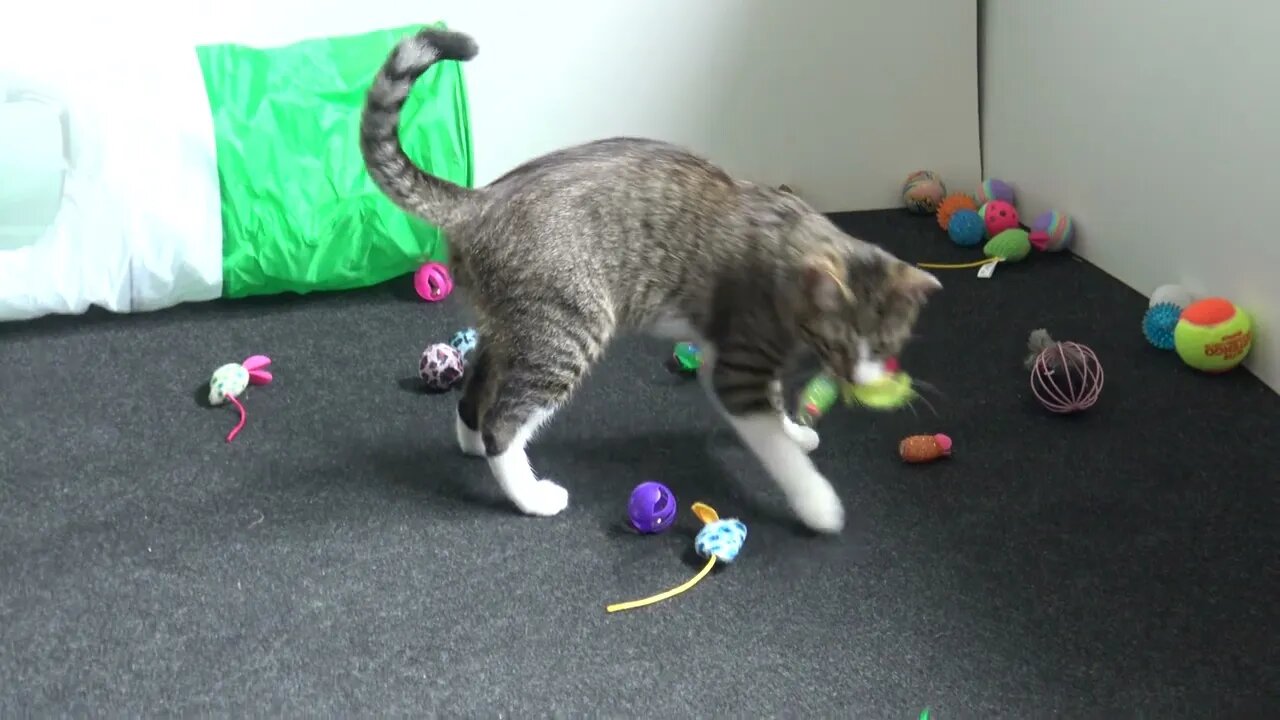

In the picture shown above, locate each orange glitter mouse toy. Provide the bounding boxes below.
[899,434,952,464]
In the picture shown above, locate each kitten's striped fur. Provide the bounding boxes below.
[360,27,941,531]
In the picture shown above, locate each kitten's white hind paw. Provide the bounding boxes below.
[455,413,486,457]
[784,419,821,453]
[512,479,570,517]
[790,480,845,534]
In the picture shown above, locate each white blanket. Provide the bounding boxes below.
[0,23,222,322]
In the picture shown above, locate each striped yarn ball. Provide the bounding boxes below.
[1029,211,1075,252]
[975,178,1015,205]
[901,170,947,214]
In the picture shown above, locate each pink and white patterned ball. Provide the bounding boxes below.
[419,343,465,391]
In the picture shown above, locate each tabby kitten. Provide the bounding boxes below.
[360,27,941,533]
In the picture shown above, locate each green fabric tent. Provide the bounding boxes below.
[196,22,472,298]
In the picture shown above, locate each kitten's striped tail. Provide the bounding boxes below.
[360,27,479,229]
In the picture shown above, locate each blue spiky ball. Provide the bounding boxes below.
[1143,303,1181,350]
[947,209,985,247]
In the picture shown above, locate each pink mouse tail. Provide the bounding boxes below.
[225,394,248,443]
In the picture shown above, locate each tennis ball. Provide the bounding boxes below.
[1173,297,1253,372]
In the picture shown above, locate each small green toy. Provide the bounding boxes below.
[665,341,703,376]
[796,374,841,426]
[983,227,1032,263]
[844,371,916,410]
[795,358,916,426]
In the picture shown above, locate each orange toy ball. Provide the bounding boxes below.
[936,193,978,230]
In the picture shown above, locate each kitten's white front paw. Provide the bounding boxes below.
[512,479,570,517]
[789,478,845,533]
[784,421,821,453]
[455,413,486,457]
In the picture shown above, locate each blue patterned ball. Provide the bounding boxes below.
[695,518,748,563]
[1143,302,1181,350]
[947,209,985,247]
[450,328,479,360]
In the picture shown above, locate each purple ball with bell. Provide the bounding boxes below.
[627,481,678,534]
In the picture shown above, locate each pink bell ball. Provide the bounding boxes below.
[1030,341,1104,414]
[414,262,454,302]
[975,178,1015,205]
[1029,211,1076,252]
[419,343,465,391]
[980,200,1020,238]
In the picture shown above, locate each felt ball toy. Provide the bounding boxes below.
[984,228,1032,263]
[606,502,745,613]
[981,200,1020,238]
[1025,330,1103,414]
[899,433,952,463]
[627,481,677,534]
[1142,303,1181,350]
[1174,297,1253,373]
[419,343,465,390]
[450,327,478,361]
[1151,284,1194,310]
[935,193,977,230]
[946,209,985,247]
[901,170,947,214]
[1028,211,1075,252]
[413,262,453,302]
[208,354,273,442]
[975,178,1015,205]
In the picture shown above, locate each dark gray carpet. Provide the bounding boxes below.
[2,210,1277,718]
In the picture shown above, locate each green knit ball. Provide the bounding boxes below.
[984,228,1031,262]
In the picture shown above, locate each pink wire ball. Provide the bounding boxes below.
[1029,341,1104,413]
[414,262,453,302]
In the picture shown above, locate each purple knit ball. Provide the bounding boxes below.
[627,481,677,533]
[976,178,1016,206]
[419,343,465,391]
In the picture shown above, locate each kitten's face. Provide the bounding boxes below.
[795,247,939,386]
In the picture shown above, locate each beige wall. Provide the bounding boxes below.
[981,0,1279,391]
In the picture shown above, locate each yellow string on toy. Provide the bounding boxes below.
[605,501,724,613]
[605,556,718,613]
[916,257,1002,269]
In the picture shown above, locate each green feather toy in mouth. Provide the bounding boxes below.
[795,358,916,426]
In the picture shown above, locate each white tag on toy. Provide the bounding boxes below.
[977,260,999,278]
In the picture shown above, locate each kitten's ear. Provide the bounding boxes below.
[892,263,943,301]
[801,249,853,313]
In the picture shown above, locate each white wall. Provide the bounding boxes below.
[981,0,1280,391]
[165,0,978,213]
